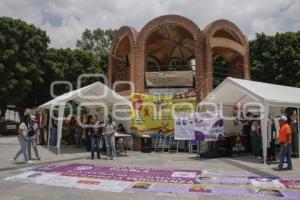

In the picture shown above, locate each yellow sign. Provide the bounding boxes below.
[130,93,196,136]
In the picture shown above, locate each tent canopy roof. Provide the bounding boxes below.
[202,77,300,108]
[39,82,131,109]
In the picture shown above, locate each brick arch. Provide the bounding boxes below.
[204,19,248,47]
[134,15,202,92]
[108,26,138,87]
[202,19,250,95]
[110,26,137,55]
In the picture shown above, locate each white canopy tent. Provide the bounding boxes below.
[39,82,131,155]
[201,77,300,164]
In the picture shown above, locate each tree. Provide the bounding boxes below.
[76,28,116,74]
[37,48,103,104]
[0,17,49,118]
[250,32,300,87]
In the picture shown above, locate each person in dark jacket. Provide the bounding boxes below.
[86,115,102,159]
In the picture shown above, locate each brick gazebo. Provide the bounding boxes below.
[108,15,250,101]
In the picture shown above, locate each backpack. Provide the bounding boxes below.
[28,124,35,137]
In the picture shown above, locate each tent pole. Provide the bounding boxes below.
[47,112,51,150]
[57,103,65,156]
[298,107,300,160]
[261,103,269,165]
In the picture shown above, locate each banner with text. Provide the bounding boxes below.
[194,112,224,141]
[130,93,196,136]
[174,113,195,140]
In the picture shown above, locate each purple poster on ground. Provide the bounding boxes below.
[148,184,191,194]
[196,176,250,185]
[212,186,250,197]
[280,190,300,200]
[7,163,300,198]
[34,163,201,184]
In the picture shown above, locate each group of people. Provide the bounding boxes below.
[249,115,294,170]
[51,114,124,160]
[12,109,128,163]
[85,114,118,160]
[11,114,41,163]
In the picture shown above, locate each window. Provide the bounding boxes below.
[168,58,181,71]
[147,56,160,71]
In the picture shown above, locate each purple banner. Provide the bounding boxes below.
[34,163,202,184]
[212,186,250,197]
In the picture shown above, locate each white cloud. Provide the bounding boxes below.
[0,0,299,48]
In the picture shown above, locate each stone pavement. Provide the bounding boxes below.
[0,135,299,200]
[0,136,87,171]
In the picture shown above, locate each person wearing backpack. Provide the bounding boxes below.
[27,115,41,161]
[104,115,117,160]
[11,115,33,163]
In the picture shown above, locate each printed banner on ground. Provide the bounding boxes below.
[34,163,202,184]
[4,163,300,199]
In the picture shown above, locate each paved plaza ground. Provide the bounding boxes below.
[0,135,299,200]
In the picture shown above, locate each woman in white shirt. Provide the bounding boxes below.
[103,115,116,160]
[11,115,33,163]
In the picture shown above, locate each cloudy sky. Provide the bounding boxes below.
[1,0,299,48]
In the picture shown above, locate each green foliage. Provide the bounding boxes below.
[76,28,116,74]
[213,56,230,88]
[0,17,107,115]
[250,32,300,87]
[0,17,49,113]
[37,48,103,103]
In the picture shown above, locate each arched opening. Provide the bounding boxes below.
[111,36,131,92]
[144,24,196,88]
[147,56,160,71]
[212,47,244,88]
[168,57,181,71]
[210,28,246,88]
[213,55,230,88]
[213,29,242,45]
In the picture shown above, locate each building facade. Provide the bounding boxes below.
[108,15,250,102]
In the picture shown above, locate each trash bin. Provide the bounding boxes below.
[141,135,152,153]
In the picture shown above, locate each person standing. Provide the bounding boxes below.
[250,120,260,158]
[11,115,33,163]
[75,116,83,148]
[90,115,102,160]
[85,115,93,152]
[69,116,76,145]
[104,115,116,160]
[27,115,41,160]
[275,115,293,170]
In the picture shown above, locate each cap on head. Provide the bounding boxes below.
[280,115,288,122]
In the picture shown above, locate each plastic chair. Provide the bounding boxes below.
[154,134,166,152]
[188,140,198,154]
